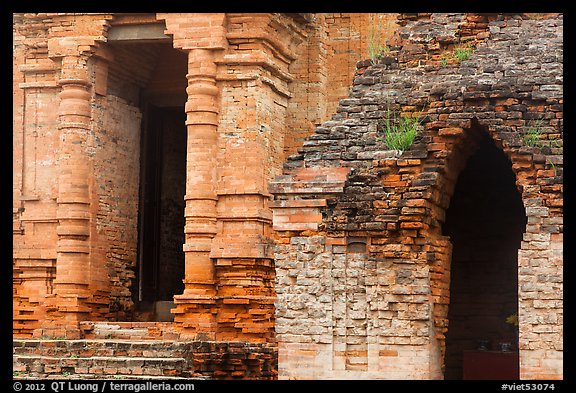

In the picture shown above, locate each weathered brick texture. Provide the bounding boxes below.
[14,335,277,380]
[13,12,392,378]
[271,13,562,380]
[14,12,562,380]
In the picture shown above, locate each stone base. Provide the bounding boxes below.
[14,337,278,380]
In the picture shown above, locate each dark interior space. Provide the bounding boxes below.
[442,133,527,380]
[107,41,188,320]
[156,108,187,302]
[138,106,187,307]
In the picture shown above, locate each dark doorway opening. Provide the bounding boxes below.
[442,133,527,380]
[136,105,187,320]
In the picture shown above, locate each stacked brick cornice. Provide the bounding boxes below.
[13,12,390,352]
[14,13,115,338]
[14,12,561,380]
[270,13,562,379]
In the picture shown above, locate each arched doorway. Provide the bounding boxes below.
[442,130,527,379]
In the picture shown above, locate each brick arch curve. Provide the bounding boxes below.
[419,116,531,378]
[270,13,562,380]
[271,104,562,380]
[423,115,562,380]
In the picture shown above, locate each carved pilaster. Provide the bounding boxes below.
[18,13,114,338]
[51,69,93,331]
[172,48,221,338]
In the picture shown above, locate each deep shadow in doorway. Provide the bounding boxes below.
[442,132,527,380]
[136,105,187,321]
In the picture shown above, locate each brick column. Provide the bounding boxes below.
[51,57,93,335]
[173,48,220,338]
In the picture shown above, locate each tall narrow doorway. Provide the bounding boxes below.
[137,105,187,320]
[442,134,527,379]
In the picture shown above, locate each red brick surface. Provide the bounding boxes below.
[13,12,562,380]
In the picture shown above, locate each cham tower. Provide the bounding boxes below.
[13,13,562,380]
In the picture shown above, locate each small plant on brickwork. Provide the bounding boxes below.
[521,120,545,147]
[440,42,475,67]
[380,116,421,151]
[367,14,391,64]
[547,158,558,177]
[440,53,450,67]
[454,43,474,62]
[378,106,422,151]
[522,119,563,151]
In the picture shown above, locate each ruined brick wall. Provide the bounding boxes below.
[285,13,398,158]
[271,13,562,379]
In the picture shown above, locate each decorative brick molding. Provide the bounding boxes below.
[14,12,389,345]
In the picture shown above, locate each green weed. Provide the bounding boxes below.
[380,116,420,151]
[377,100,422,152]
[454,43,474,62]
[367,14,391,64]
[521,120,545,147]
[440,43,475,67]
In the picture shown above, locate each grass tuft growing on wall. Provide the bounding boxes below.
[380,116,421,151]
[440,43,475,67]
[367,14,391,64]
[377,100,422,152]
[521,120,545,147]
